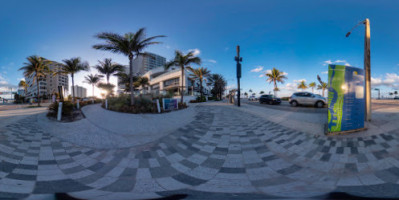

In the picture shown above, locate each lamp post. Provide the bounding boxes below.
[374,88,380,99]
[235,45,242,107]
[346,18,371,121]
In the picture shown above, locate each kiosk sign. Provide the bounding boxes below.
[328,65,365,133]
[163,98,178,111]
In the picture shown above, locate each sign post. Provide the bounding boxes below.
[327,65,366,134]
[235,45,242,107]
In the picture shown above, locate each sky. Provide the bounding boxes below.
[1,0,399,98]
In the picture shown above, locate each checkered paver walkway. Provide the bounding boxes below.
[2,104,399,199]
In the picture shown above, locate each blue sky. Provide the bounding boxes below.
[1,0,399,97]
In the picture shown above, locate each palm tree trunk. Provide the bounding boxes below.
[71,74,76,105]
[322,88,325,97]
[180,66,184,104]
[129,55,134,106]
[274,80,277,97]
[36,76,40,107]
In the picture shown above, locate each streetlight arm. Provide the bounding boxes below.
[346,20,367,37]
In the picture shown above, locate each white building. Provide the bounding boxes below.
[141,67,210,97]
[71,85,87,98]
[25,63,69,100]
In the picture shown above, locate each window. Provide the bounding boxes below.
[164,78,179,87]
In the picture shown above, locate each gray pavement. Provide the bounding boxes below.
[2,102,399,199]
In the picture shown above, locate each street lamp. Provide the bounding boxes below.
[374,88,380,99]
[235,45,242,107]
[346,18,371,121]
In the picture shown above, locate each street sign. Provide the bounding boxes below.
[237,63,241,78]
[328,65,365,134]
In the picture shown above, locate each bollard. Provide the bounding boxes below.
[105,99,108,109]
[77,99,80,109]
[57,102,63,121]
[156,99,161,113]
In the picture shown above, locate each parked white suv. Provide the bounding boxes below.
[289,92,327,108]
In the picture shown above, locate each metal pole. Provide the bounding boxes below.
[364,18,371,121]
[235,45,242,107]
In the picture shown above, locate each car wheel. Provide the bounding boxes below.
[316,101,324,108]
[291,101,298,107]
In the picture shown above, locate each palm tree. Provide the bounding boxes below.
[298,80,307,91]
[244,92,248,98]
[84,74,102,98]
[94,58,124,84]
[165,50,201,103]
[265,68,287,97]
[93,28,165,105]
[207,74,226,100]
[309,82,316,93]
[97,83,116,97]
[58,57,89,104]
[187,67,210,100]
[18,56,51,106]
[134,76,150,93]
[317,83,328,97]
[18,80,28,96]
[115,72,139,93]
[260,91,265,94]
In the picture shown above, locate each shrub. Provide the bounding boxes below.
[208,96,215,101]
[178,102,188,109]
[47,101,74,117]
[281,97,290,101]
[196,96,206,102]
[189,100,198,103]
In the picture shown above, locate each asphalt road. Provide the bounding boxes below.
[243,99,399,113]
[243,99,327,113]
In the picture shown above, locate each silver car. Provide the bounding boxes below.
[289,92,327,108]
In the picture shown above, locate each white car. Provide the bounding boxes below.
[248,96,257,101]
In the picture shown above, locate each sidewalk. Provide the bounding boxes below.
[239,101,399,137]
[37,103,198,149]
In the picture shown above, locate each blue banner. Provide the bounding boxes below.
[328,65,365,132]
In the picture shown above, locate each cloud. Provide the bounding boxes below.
[259,74,264,78]
[323,60,350,66]
[188,48,200,56]
[321,71,328,74]
[0,73,17,89]
[371,73,399,88]
[250,66,264,73]
[206,59,217,64]
[293,79,307,83]
[226,84,236,90]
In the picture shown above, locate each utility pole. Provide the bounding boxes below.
[346,18,371,121]
[364,19,371,121]
[235,45,242,107]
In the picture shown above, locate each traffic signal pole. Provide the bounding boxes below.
[235,45,242,107]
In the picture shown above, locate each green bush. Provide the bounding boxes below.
[281,97,290,101]
[207,96,215,101]
[105,95,157,114]
[47,101,74,117]
[196,96,206,102]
